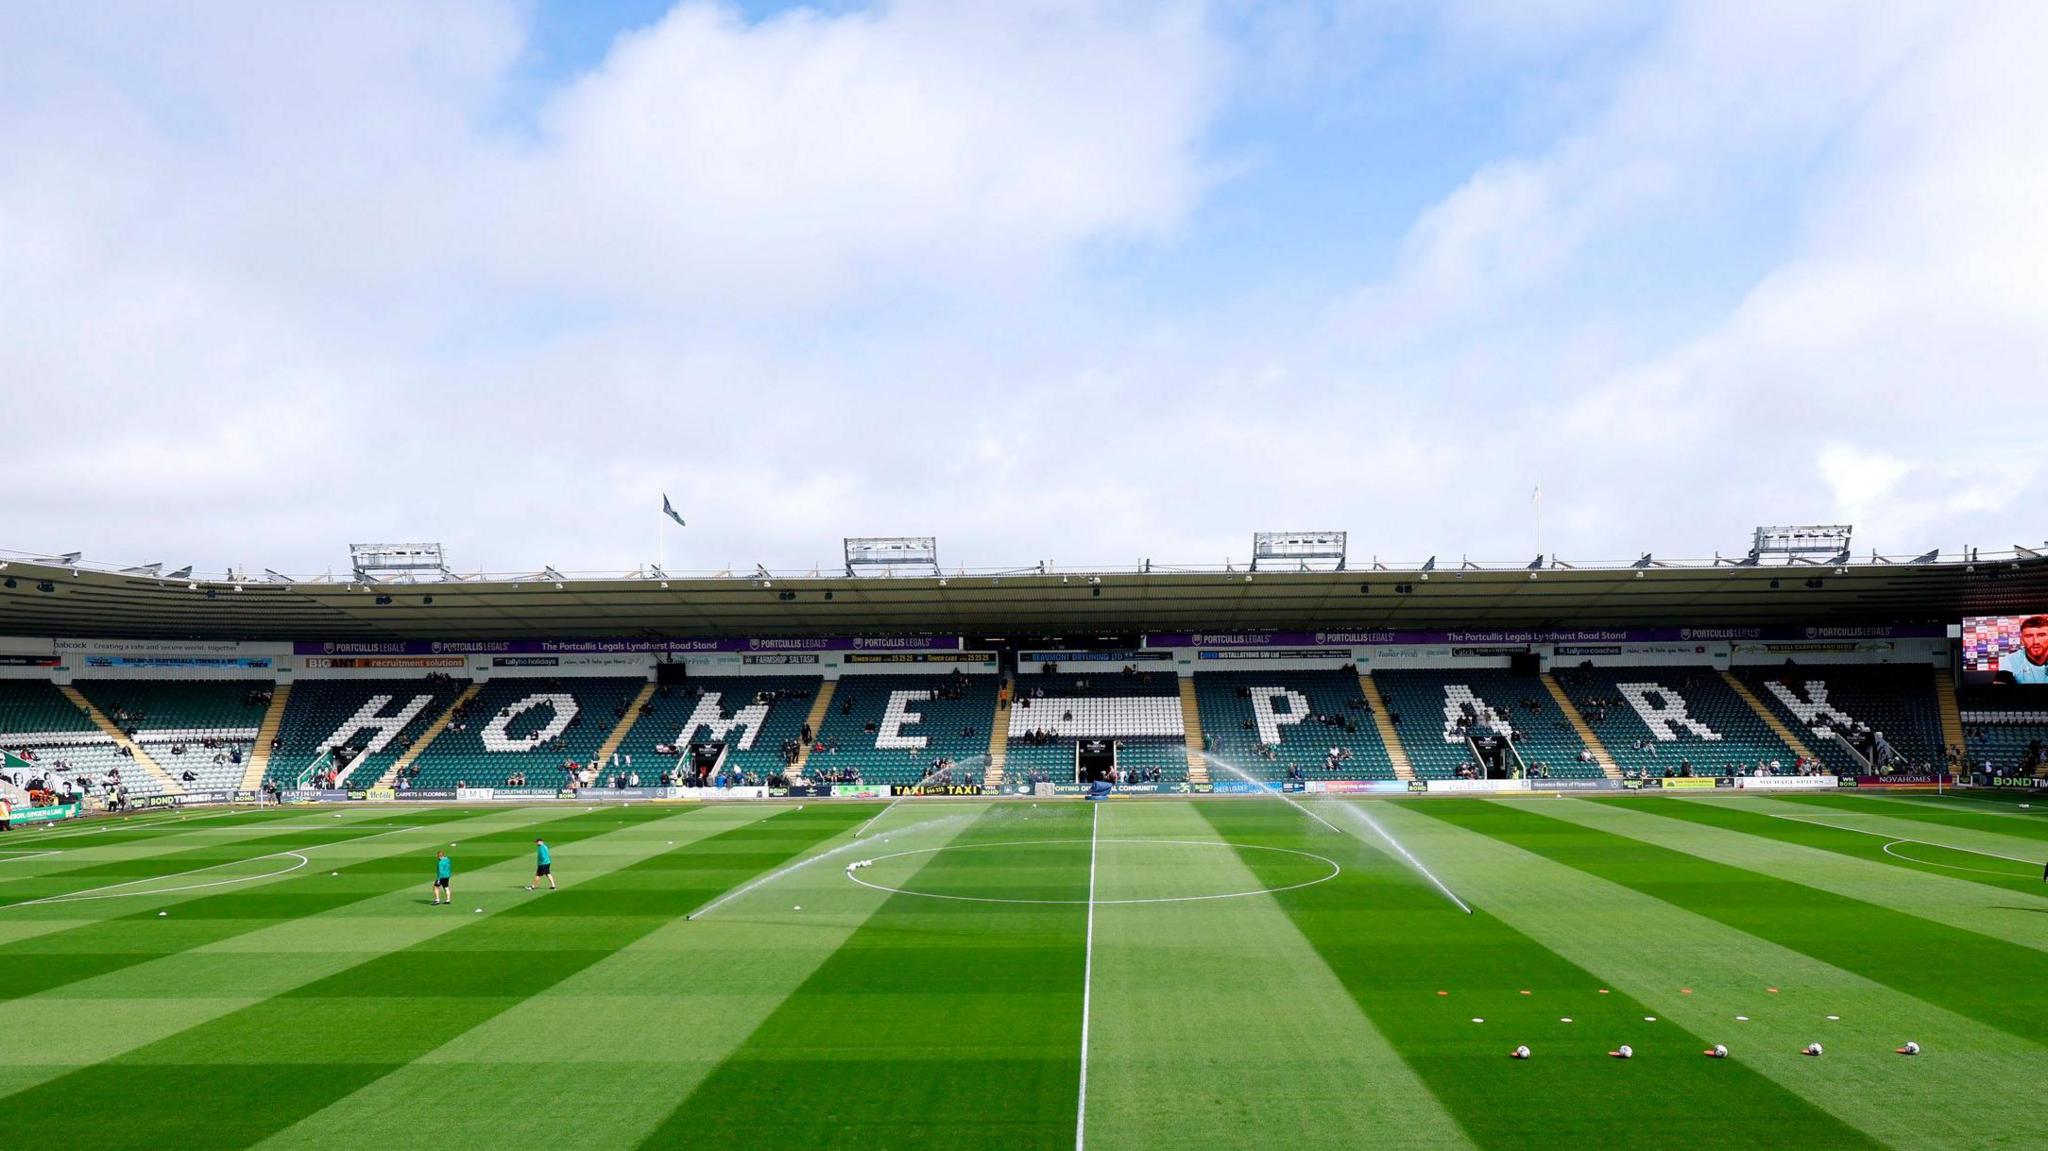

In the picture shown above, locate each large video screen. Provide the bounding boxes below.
[1961,614,2048,684]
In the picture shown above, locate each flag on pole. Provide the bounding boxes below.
[661,494,686,527]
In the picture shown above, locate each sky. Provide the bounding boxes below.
[1,0,2042,578]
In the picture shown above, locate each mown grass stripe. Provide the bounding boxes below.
[1086,801,1474,1151]
[6,805,315,851]
[252,803,986,1151]
[0,808,455,908]
[1198,800,1873,1151]
[1422,799,2047,1042]
[0,807,863,1150]
[0,806,769,1104]
[1776,792,2048,842]
[1369,800,2043,1151]
[0,805,647,1002]
[1537,798,2048,954]
[1640,796,2048,895]
[635,802,1095,1150]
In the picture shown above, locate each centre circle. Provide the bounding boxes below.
[842,837,1341,905]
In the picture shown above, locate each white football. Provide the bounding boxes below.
[1902,1042,1920,1055]
[1806,1043,1823,1056]
[1617,1045,1633,1059]
[1712,1044,1727,1058]
[1512,1045,1530,1059]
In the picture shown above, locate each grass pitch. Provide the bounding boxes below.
[0,792,2040,1149]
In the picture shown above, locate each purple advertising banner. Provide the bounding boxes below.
[294,636,964,656]
[1144,625,1946,648]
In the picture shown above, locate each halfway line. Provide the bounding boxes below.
[1075,800,1099,1151]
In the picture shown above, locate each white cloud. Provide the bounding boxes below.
[491,1,1224,308]
[1,0,2042,578]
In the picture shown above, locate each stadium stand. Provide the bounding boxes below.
[610,676,819,783]
[0,679,131,793]
[1956,687,2048,777]
[1191,670,1396,781]
[1552,665,1804,776]
[1005,670,1187,784]
[813,673,1001,785]
[408,677,645,789]
[1731,664,1945,775]
[1370,669,1604,779]
[73,679,270,794]
[266,676,471,787]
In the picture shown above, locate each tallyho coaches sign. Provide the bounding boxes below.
[292,636,967,656]
[1144,625,1948,647]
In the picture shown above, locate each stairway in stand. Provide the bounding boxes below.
[60,685,183,795]
[380,683,480,787]
[1540,673,1622,780]
[1720,670,1818,762]
[1178,677,1210,787]
[1357,673,1415,782]
[241,683,291,791]
[592,682,659,773]
[983,678,1010,788]
[794,681,837,775]
[1932,665,1966,769]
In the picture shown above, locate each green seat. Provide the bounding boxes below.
[1193,670,1394,781]
[812,674,998,785]
[1371,669,1601,779]
[269,677,470,787]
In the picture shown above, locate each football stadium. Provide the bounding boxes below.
[1,538,2044,1150]
[10,4,2048,1149]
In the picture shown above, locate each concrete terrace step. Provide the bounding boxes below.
[59,684,183,795]
[1540,673,1622,780]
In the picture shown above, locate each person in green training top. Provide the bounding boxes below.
[527,838,556,891]
[432,850,453,905]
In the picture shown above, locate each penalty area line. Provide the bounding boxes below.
[855,797,903,839]
[6,851,311,907]
[1742,807,2042,865]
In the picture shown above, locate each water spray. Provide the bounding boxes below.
[1205,754,1472,915]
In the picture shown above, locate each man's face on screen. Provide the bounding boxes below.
[2021,621,2048,663]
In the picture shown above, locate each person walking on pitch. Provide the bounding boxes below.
[432,850,453,905]
[528,838,556,891]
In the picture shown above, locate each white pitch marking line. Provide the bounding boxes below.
[843,838,1342,905]
[0,823,422,909]
[0,851,61,864]
[855,797,903,839]
[1745,808,2040,865]
[1075,800,1099,1151]
[1879,840,2034,877]
[9,852,311,906]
